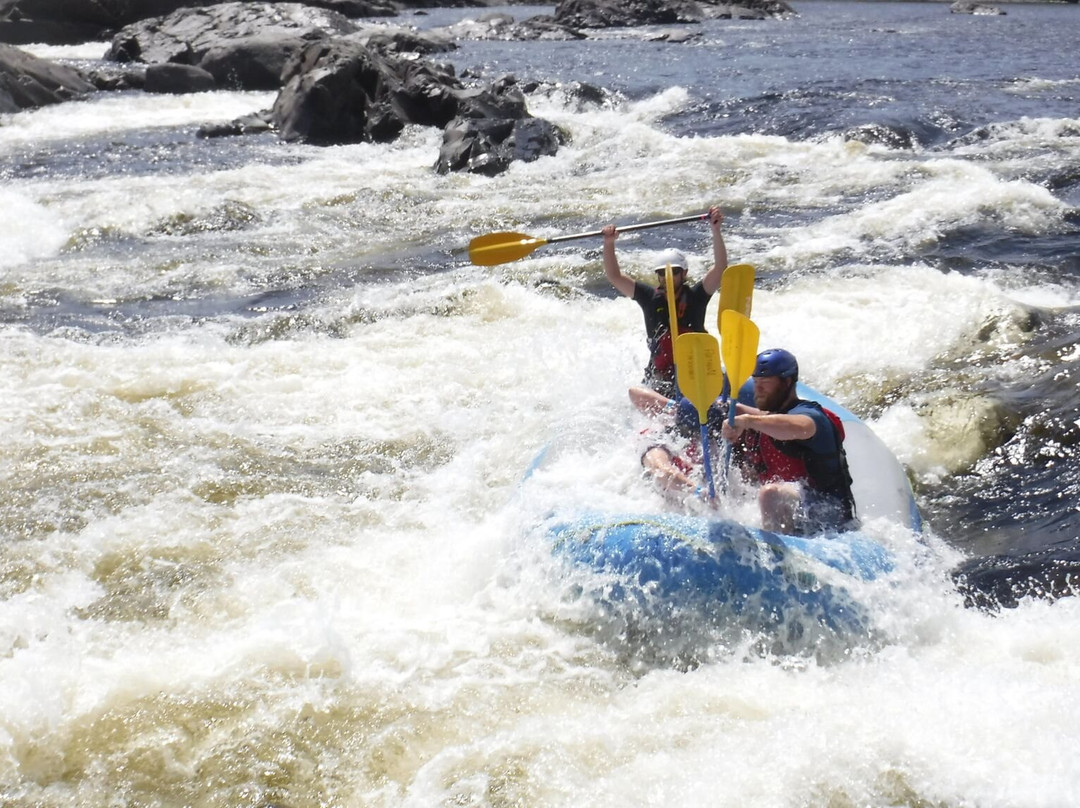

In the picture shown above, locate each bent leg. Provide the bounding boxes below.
[641,445,694,494]
[758,482,803,534]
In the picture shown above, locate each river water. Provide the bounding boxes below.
[2,2,1079,805]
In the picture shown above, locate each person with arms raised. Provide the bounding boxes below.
[602,205,728,399]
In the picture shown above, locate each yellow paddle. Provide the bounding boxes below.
[468,212,707,266]
[664,261,680,352]
[716,261,755,430]
[720,310,761,484]
[718,263,755,325]
[674,332,726,500]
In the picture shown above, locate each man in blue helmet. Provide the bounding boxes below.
[601,206,728,398]
[721,349,858,535]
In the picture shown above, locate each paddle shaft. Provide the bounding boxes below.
[545,212,708,246]
[469,212,709,265]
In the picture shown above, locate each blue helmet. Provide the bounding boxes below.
[753,348,799,380]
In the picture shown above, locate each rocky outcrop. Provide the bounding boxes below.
[105,3,361,90]
[0,0,396,44]
[268,38,563,175]
[1,0,799,175]
[431,13,585,42]
[0,42,96,112]
[699,0,796,20]
[551,0,794,28]
[271,38,454,143]
[950,1,1006,14]
[436,112,564,176]
[554,0,702,28]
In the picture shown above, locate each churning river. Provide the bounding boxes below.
[2,1,1079,805]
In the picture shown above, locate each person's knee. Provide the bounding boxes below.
[759,483,800,533]
[642,445,674,470]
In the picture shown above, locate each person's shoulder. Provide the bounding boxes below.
[791,399,829,421]
[688,279,711,298]
[791,400,840,447]
[631,280,658,303]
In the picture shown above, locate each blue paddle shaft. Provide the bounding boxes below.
[700,423,716,499]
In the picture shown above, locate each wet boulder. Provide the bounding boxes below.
[435,76,564,175]
[0,0,394,44]
[0,0,222,44]
[436,114,563,176]
[270,40,562,174]
[106,2,362,90]
[950,1,1006,14]
[144,62,217,94]
[271,38,461,143]
[433,12,585,41]
[554,0,702,28]
[699,0,796,20]
[0,42,97,113]
[552,0,794,27]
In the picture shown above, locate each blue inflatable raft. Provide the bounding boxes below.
[527,385,921,650]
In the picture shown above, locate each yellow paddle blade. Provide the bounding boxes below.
[720,310,760,397]
[663,263,679,346]
[674,332,725,425]
[468,232,548,266]
[718,264,755,331]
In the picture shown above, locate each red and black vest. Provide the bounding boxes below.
[632,280,711,393]
[739,399,857,524]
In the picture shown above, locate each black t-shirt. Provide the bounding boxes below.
[631,279,713,397]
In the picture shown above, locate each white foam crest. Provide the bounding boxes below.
[6,129,445,289]
[736,264,1016,393]
[761,163,1066,268]
[0,91,275,152]
[19,42,112,61]
[0,189,69,270]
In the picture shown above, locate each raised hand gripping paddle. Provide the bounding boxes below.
[468,212,707,266]
[720,310,761,483]
[674,332,726,500]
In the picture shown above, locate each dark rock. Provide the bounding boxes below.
[271,38,461,144]
[950,1,1006,14]
[106,2,359,93]
[699,0,796,20]
[84,62,147,91]
[0,0,394,45]
[198,111,275,138]
[0,0,223,43]
[436,116,563,176]
[271,39,562,174]
[552,0,794,28]
[199,35,313,90]
[512,14,587,41]
[0,19,107,45]
[144,61,217,93]
[303,0,397,16]
[346,26,457,55]
[435,77,565,175]
[433,13,585,42]
[0,42,96,113]
[554,0,702,28]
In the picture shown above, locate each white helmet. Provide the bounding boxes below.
[653,248,688,272]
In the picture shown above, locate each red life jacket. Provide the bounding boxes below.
[745,406,847,484]
[649,286,689,373]
[738,401,856,526]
